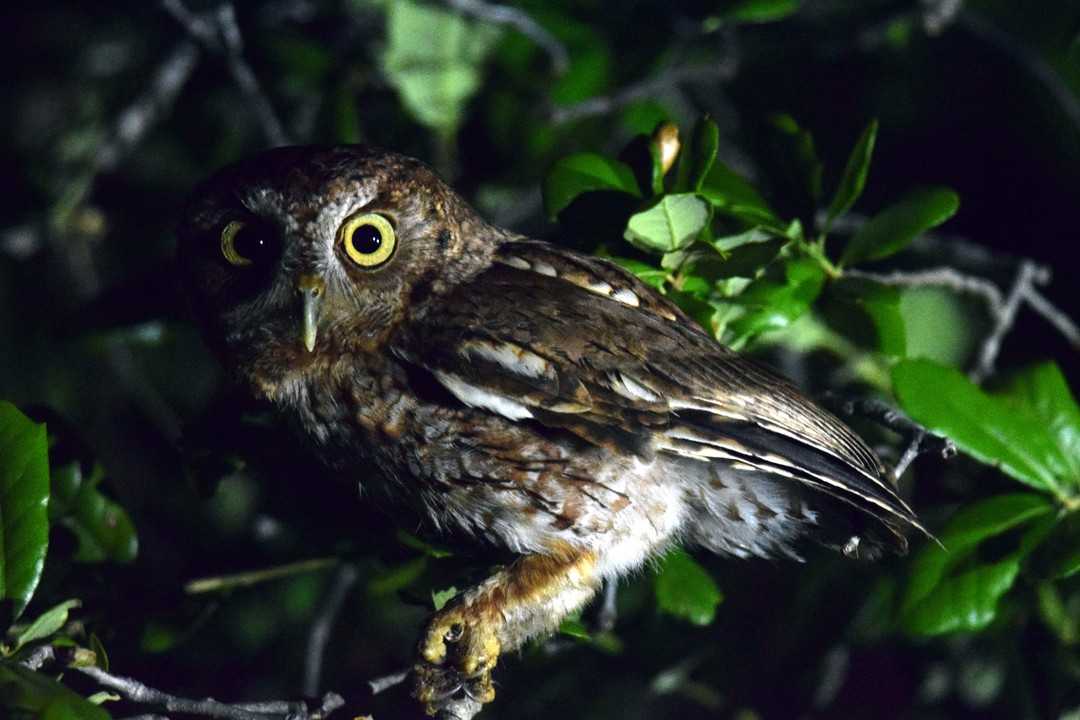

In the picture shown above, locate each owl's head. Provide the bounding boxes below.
[178,145,499,386]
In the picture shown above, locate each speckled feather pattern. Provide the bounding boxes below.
[179,145,921,712]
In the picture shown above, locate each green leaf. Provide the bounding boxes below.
[902,493,1054,612]
[899,287,977,367]
[0,403,50,621]
[677,116,720,192]
[900,493,1055,636]
[724,257,826,346]
[769,113,823,206]
[654,549,722,626]
[0,660,111,720]
[396,529,454,559]
[624,194,710,253]
[606,257,667,291]
[381,0,503,133]
[49,464,137,564]
[698,162,784,230]
[431,586,458,611]
[558,617,591,640]
[367,556,427,597]
[996,363,1080,487]
[723,0,801,24]
[12,599,80,653]
[893,360,1067,494]
[543,153,641,218]
[825,119,877,226]
[902,558,1021,636]
[821,277,906,356]
[840,187,959,267]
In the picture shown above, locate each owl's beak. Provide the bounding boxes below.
[296,275,324,353]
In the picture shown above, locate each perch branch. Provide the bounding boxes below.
[161,0,290,146]
[443,0,568,74]
[75,666,344,720]
[303,563,360,696]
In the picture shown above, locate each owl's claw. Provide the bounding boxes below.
[413,605,500,714]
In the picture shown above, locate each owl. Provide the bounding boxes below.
[178,145,922,716]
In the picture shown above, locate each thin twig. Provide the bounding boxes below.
[368,668,410,695]
[970,260,1044,383]
[844,267,1003,310]
[595,579,618,633]
[443,0,568,74]
[1023,285,1080,352]
[75,666,344,720]
[185,557,339,594]
[98,41,201,171]
[161,0,290,146]
[303,563,360,696]
[550,62,737,124]
[826,395,956,480]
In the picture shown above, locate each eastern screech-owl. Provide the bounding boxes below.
[178,146,922,716]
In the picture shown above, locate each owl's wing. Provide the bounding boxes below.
[394,240,922,543]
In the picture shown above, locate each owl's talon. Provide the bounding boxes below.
[415,605,501,713]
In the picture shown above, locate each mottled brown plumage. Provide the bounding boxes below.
[178,145,921,716]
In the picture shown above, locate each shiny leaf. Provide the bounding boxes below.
[543,153,641,218]
[996,363,1080,488]
[825,119,877,226]
[840,187,959,266]
[893,360,1065,494]
[698,162,784,230]
[654,549,722,626]
[624,193,709,253]
[12,599,80,653]
[0,403,50,621]
[725,257,826,346]
[821,277,905,356]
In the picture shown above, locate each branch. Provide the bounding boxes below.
[970,260,1045,383]
[443,0,568,74]
[185,557,339,594]
[161,0,291,146]
[826,395,956,480]
[368,668,410,695]
[303,563,360,696]
[550,62,737,124]
[75,666,344,720]
[98,41,201,172]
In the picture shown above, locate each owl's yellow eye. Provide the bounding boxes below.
[220,221,252,266]
[220,219,282,269]
[340,213,396,268]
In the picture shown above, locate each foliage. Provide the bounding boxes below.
[2,1,1079,719]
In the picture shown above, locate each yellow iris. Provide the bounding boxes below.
[220,220,253,266]
[340,212,396,268]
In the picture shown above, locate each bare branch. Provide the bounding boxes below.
[185,557,338,594]
[98,41,201,172]
[75,666,344,720]
[368,668,410,695]
[844,267,1003,310]
[550,62,737,124]
[1025,285,1080,353]
[970,260,1044,383]
[303,563,361,696]
[443,0,569,74]
[161,0,291,146]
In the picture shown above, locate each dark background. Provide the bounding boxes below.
[2,1,1078,718]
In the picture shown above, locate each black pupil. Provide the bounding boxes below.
[352,223,382,254]
[234,224,274,262]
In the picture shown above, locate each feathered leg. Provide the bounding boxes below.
[413,546,600,713]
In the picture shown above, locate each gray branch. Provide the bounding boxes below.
[75,666,344,720]
[303,563,360,696]
[443,0,568,74]
[161,0,290,146]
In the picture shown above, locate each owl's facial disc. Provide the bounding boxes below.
[296,274,324,352]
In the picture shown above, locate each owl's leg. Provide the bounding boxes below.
[413,546,600,713]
